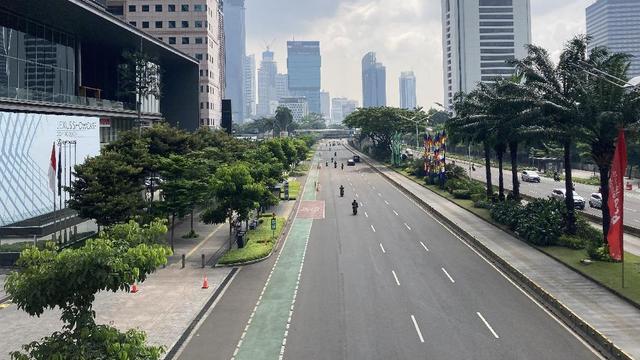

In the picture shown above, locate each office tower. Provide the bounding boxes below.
[243,54,256,118]
[106,0,225,128]
[287,41,321,113]
[320,91,330,120]
[331,97,358,124]
[587,0,640,78]
[362,52,386,107]
[257,49,277,116]
[223,0,246,123]
[275,73,289,100]
[441,0,531,108]
[279,96,309,121]
[399,71,417,109]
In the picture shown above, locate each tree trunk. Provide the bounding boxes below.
[497,150,505,201]
[170,214,175,252]
[564,140,576,235]
[599,164,611,244]
[190,209,195,233]
[509,141,520,200]
[483,141,493,198]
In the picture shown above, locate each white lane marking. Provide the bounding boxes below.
[364,211,369,218]
[371,225,376,232]
[404,223,412,231]
[393,210,399,216]
[441,267,455,283]
[378,192,382,197]
[477,312,500,339]
[356,193,359,198]
[372,186,376,190]
[360,202,364,207]
[384,200,390,205]
[392,270,400,286]
[420,241,429,252]
[379,243,386,253]
[411,315,425,343]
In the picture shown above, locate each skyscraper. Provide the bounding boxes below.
[587,0,640,78]
[279,96,309,121]
[275,73,289,100]
[362,52,386,107]
[320,91,331,121]
[287,41,321,114]
[441,0,531,108]
[331,97,358,124]
[106,0,226,128]
[223,0,246,123]
[243,54,256,118]
[257,49,277,116]
[399,71,417,109]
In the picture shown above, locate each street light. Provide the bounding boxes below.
[398,114,430,151]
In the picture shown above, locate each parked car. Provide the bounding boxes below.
[550,188,585,210]
[521,170,541,183]
[353,155,360,163]
[589,193,603,209]
[347,159,356,166]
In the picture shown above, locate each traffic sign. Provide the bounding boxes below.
[271,218,277,230]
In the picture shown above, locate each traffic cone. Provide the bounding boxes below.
[131,283,139,293]
[202,276,209,289]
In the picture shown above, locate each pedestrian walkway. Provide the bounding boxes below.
[354,149,640,359]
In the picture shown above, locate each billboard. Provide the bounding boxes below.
[0,112,100,226]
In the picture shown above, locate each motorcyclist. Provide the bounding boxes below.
[341,163,344,170]
[325,161,328,167]
[352,199,358,215]
[339,185,345,197]
[334,161,337,168]
[334,152,337,157]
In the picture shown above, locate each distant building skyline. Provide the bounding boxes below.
[331,97,358,124]
[275,73,289,101]
[223,0,246,123]
[399,71,417,109]
[362,52,386,108]
[257,49,277,116]
[287,41,322,114]
[586,0,640,78]
[320,91,331,120]
[243,54,256,118]
[279,96,309,121]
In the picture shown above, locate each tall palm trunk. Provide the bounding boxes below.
[509,141,520,200]
[495,143,506,200]
[170,214,175,252]
[598,164,611,243]
[564,140,577,235]
[483,141,493,198]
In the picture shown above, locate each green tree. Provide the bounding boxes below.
[5,220,171,360]
[297,113,327,129]
[274,106,294,136]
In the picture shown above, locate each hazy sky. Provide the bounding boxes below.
[245,0,594,109]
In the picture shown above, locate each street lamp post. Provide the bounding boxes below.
[399,114,429,151]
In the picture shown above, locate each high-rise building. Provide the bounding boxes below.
[441,0,531,108]
[106,0,226,128]
[587,0,640,78]
[275,73,289,100]
[257,49,277,116]
[243,54,256,118]
[287,41,321,114]
[399,71,417,109]
[320,91,331,120]
[223,0,246,123]
[331,97,358,124]
[279,97,309,121]
[362,52,386,107]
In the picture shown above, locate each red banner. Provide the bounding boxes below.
[607,129,627,261]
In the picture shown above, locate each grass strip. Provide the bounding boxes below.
[218,217,286,265]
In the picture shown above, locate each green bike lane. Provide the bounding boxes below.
[232,154,321,360]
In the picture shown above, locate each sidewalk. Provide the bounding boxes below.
[354,149,640,359]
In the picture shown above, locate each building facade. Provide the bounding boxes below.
[279,96,308,121]
[331,97,358,124]
[223,0,245,123]
[275,73,289,101]
[587,0,640,78]
[257,48,277,116]
[362,52,386,107]
[320,91,330,121]
[106,0,225,128]
[287,41,321,114]
[399,71,417,109]
[441,0,531,108]
[243,54,255,118]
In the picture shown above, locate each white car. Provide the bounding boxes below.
[521,170,541,183]
[550,188,585,210]
[589,193,603,209]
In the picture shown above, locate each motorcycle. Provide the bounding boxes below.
[325,161,328,167]
[334,162,337,168]
[341,163,344,170]
[334,152,337,157]
[339,186,344,197]
[352,201,358,215]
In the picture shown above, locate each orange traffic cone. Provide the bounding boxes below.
[131,283,139,293]
[202,276,209,289]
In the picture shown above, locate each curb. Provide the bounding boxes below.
[348,145,634,360]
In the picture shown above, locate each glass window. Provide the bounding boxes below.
[181,4,189,11]
[181,21,189,28]
[195,37,203,44]
[195,53,203,60]
[128,5,136,12]
[194,4,204,11]
[142,21,149,28]
[195,20,203,28]
[181,37,189,44]
[129,21,137,26]
[142,5,149,12]
[168,4,176,11]
[155,4,162,11]
[169,37,176,44]
[155,21,163,28]
[169,21,176,28]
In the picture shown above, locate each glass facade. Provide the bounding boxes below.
[0,9,76,102]
[287,41,321,114]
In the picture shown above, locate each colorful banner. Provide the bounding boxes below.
[607,129,626,261]
[424,130,447,179]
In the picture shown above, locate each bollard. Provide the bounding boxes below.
[181,254,185,269]
[202,254,205,268]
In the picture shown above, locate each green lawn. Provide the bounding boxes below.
[540,247,640,304]
[218,216,286,265]
[290,163,310,177]
[282,180,301,200]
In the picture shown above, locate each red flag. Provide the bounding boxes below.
[48,143,56,193]
[607,129,627,261]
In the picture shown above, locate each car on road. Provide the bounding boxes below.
[550,188,586,210]
[589,193,603,209]
[353,155,360,163]
[521,170,541,183]
[347,159,355,166]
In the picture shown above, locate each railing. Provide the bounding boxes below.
[0,85,135,112]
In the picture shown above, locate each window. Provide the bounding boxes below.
[142,5,149,12]
[169,37,176,44]
[480,34,514,40]
[158,37,163,41]
[128,5,136,12]
[195,53,203,60]
[195,20,203,28]
[181,21,189,28]
[194,4,204,11]
[479,22,514,27]
[129,21,137,26]
[480,41,514,47]
[108,5,124,15]
[142,21,149,28]
[479,28,513,33]
[199,70,204,76]
[479,0,512,5]
[181,4,189,11]
[155,4,163,11]
[200,102,204,109]
[169,21,176,28]
[168,4,176,11]
[200,85,204,93]
[195,37,204,44]
[155,21,163,28]
[182,37,189,44]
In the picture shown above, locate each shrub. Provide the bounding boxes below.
[445,164,467,180]
[452,189,471,199]
[444,178,470,193]
[474,199,492,209]
[411,158,426,178]
[470,193,485,203]
[490,200,523,229]
[515,199,566,246]
[467,181,486,195]
[557,235,586,249]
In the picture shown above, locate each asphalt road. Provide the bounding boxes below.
[284,142,600,359]
[454,159,640,227]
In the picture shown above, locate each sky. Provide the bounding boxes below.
[245,0,594,110]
